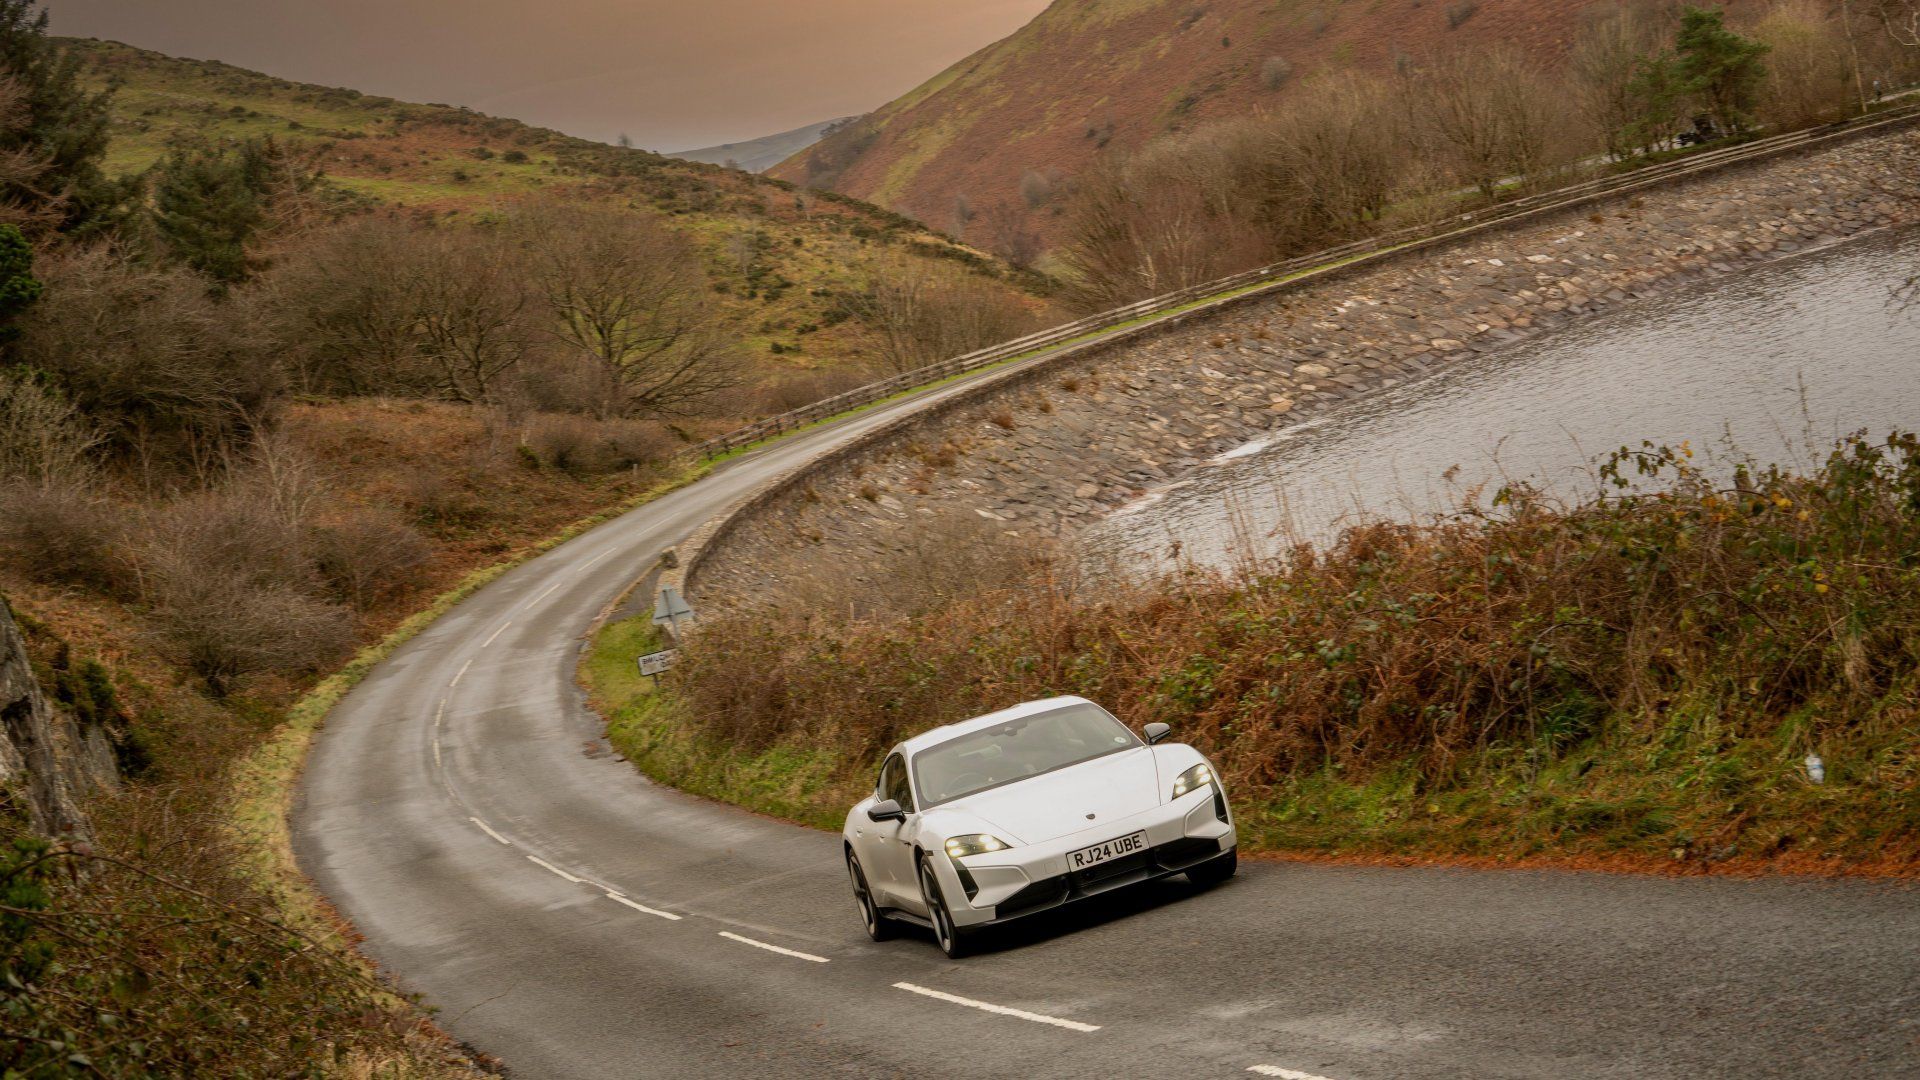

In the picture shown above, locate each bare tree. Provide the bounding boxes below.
[1571,3,1672,160]
[408,226,534,404]
[515,201,742,416]
[1868,0,1920,45]
[1755,0,1858,129]
[1264,72,1415,236]
[845,257,1039,374]
[1059,74,1416,311]
[257,214,438,396]
[1411,47,1587,201]
[979,200,1044,268]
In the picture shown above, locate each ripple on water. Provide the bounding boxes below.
[1089,226,1920,572]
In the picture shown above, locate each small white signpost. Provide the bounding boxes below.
[636,649,679,687]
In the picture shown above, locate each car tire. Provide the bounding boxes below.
[1187,847,1237,887]
[847,852,897,941]
[918,856,972,959]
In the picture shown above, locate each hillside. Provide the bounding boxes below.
[670,116,858,173]
[68,38,1049,384]
[770,0,1663,251]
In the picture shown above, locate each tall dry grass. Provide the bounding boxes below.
[664,434,1920,866]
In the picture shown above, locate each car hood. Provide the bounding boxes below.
[942,748,1161,845]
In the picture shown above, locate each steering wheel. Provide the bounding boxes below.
[946,771,991,796]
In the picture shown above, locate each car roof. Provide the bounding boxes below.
[897,696,1100,759]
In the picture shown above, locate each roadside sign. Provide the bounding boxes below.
[652,586,695,631]
[637,649,679,678]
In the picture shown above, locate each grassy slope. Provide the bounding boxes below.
[68,38,1048,375]
[769,0,1729,246]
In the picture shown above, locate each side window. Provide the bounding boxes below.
[881,753,914,812]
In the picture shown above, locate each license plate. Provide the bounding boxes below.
[1067,830,1148,871]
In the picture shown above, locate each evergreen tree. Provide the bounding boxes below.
[1625,51,1689,152]
[0,222,39,342]
[0,0,120,231]
[1674,7,1771,134]
[150,137,317,286]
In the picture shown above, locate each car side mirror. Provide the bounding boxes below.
[867,799,905,822]
[1144,722,1171,745]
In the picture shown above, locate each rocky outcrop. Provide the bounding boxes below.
[0,599,120,839]
[696,126,1920,604]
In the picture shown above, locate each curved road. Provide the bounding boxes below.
[295,369,1920,1079]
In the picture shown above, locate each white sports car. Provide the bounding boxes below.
[843,696,1237,958]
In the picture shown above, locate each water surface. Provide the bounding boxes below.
[1090,226,1920,570]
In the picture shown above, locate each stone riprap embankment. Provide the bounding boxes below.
[690,128,1920,604]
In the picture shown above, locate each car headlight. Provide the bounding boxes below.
[1171,763,1214,799]
[944,834,1012,859]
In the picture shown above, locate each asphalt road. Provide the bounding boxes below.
[294,371,1920,1079]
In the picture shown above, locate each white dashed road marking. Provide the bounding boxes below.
[521,579,566,611]
[483,619,513,647]
[718,931,829,963]
[449,657,473,687]
[1247,1067,1343,1079]
[469,817,511,845]
[890,982,1099,1033]
[575,550,611,574]
[606,893,681,920]
[527,856,583,883]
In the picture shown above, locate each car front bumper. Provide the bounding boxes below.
[940,784,1235,929]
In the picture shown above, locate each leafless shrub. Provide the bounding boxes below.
[0,367,100,487]
[978,200,1045,268]
[309,511,431,610]
[138,495,351,694]
[17,246,284,473]
[1060,72,1417,310]
[749,365,881,415]
[1259,56,1294,90]
[0,484,126,590]
[521,412,602,473]
[989,409,1017,430]
[1019,170,1053,208]
[843,257,1040,374]
[1446,0,1481,29]
[519,412,677,475]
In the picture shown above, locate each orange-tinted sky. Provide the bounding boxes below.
[49,0,1052,151]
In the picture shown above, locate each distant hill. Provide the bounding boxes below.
[770,0,1639,251]
[64,39,1047,375]
[670,116,859,173]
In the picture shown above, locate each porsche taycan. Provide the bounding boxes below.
[843,696,1236,957]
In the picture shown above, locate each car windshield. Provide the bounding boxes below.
[912,703,1140,806]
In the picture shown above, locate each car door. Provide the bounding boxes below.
[870,753,920,908]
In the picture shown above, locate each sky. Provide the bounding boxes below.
[47,0,1052,152]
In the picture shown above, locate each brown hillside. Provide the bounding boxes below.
[771,0,1739,252]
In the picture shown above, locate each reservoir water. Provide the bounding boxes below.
[1088,226,1920,572]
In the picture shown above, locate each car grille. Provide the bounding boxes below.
[994,836,1222,920]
